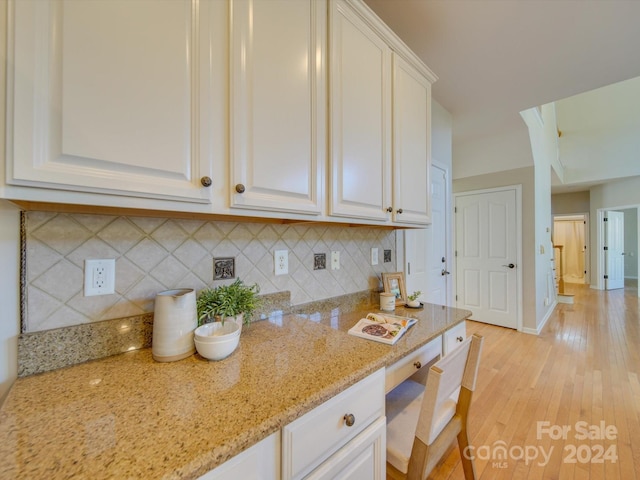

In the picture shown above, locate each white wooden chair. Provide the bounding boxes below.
[386,333,484,480]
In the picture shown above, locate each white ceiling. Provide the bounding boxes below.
[363,0,640,189]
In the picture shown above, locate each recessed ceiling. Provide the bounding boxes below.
[363,0,640,185]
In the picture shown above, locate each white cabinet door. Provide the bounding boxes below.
[197,431,280,480]
[329,0,392,222]
[7,0,214,203]
[305,417,386,480]
[230,0,325,215]
[392,54,431,225]
[443,322,466,356]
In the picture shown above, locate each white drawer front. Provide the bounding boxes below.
[282,369,385,480]
[443,322,466,355]
[385,336,441,393]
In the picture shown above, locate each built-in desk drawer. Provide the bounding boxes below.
[282,368,385,480]
[385,336,441,393]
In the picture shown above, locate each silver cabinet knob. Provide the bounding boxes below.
[200,176,212,187]
[235,184,246,194]
[457,336,464,342]
[396,208,403,214]
[386,206,393,213]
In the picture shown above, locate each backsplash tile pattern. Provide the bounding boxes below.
[25,212,396,332]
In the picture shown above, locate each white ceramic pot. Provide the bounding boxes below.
[152,289,197,362]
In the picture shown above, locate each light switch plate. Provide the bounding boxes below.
[371,248,379,265]
[331,251,340,270]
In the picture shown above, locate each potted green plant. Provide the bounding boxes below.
[196,279,261,330]
[407,290,422,308]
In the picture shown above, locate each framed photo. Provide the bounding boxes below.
[382,272,407,306]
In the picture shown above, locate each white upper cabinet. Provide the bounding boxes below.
[329,0,392,222]
[329,0,436,226]
[229,0,325,215]
[6,0,214,203]
[392,53,432,225]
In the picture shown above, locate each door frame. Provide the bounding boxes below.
[434,160,453,306]
[453,184,523,332]
[552,213,590,286]
[596,206,640,292]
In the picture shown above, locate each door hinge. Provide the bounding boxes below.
[585,270,587,274]
[604,246,608,251]
[604,217,608,222]
[455,250,458,257]
[455,294,458,301]
[407,263,411,275]
[604,275,609,279]
[454,207,457,213]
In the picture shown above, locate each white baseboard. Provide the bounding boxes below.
[521,300,557,335]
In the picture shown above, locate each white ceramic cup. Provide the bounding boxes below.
[380,292,396,311]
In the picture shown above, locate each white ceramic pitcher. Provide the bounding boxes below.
[152,288,197,362]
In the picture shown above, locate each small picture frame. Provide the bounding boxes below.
[382,272,407,306]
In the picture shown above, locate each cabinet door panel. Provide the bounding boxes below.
[230,0,325,214]
[305,417,386,480]
[8,0,212,202]
[392,54,431,224]
[329,0,391,221]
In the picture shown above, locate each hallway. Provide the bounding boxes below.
[429,283,640,479]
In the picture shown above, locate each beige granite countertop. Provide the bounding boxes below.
[0,302,470,479]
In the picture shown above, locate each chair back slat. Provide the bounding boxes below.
[415,334,483,445]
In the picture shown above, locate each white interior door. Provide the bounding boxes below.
[455,188,518,329]
[605,210,625,290]
[404,229,427,303]
[405,164,449,305]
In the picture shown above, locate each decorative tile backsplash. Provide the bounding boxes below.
[24,212,396,332]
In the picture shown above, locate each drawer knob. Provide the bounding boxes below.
[414,361,422,369]
[200,176,212,187]
[457,336,464,342]
[235,183,246,194]
[386,206,393,213]
[343,413,356,427]
[396,208,403,214]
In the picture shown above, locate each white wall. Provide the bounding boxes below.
[589,176,640,288]
[452,122,533,180]
[556,76,640,186]
[431,99,452,169]
[521,103,558,331]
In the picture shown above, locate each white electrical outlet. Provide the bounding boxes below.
[371,248,379,265]
[331,251,340,270]
[84,259,115,296]
[274,250,288,275]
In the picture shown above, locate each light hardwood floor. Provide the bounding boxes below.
[429,281,640,480]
